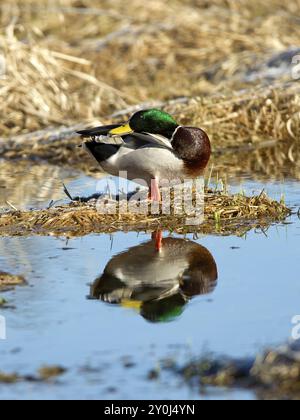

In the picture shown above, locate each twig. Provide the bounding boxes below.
[62,183,74,201]
[5,201,18,211]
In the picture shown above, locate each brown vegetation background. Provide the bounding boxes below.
[0,1,299,176]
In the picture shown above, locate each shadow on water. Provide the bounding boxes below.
[89,236,218,323]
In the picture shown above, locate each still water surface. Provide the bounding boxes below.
[0,161,299,399]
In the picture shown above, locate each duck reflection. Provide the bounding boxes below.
[89,234,218,323]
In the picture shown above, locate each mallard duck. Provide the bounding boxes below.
[89,236,218,322]
[77,109,211,201]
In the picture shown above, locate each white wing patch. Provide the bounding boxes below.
[144,132,174,150]
[91,134,125,146]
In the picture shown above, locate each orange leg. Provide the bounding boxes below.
[148,179,161,203]
[152,230,163,252]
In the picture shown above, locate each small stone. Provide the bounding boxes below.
[38,366,67,380]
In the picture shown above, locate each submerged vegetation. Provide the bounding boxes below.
[168,340,300,400]
[0,271,25,288]
[0,366,67,384]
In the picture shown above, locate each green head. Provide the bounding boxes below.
[140,294,186,323]
[109,109,179,138]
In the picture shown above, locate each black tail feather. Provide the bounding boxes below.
[84,141,119,163]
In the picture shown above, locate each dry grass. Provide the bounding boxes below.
[1,84,299,170]
[0,14,129,136]
[0,190,291,237]
[169,85,300,149]
[0,0,300,143]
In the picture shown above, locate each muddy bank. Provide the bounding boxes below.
[0,365,66,384]
[0,271,26,308]
[167,340,300,400]
[0,272,26,289]
[0,272,26,308]
[2,339,300,399]
[0,190,291,237]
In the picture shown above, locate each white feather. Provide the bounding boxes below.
[143,132,174,150]
[102,147,184,185]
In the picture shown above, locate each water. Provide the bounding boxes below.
[0,160,99,210]
[0,161,299,400]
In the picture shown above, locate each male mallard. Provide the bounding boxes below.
[89,236,218,322]
[77,109,211,201]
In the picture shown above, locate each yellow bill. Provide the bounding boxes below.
[121,299,142,311]
[109,123,133,136]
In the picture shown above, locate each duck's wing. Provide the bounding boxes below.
[82,132,174,165]
[78,124,173,150]
[77,123,124,138]
[125,132,174,151]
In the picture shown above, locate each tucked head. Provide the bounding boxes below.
[109,109,179,138]
[171,126,211,172]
